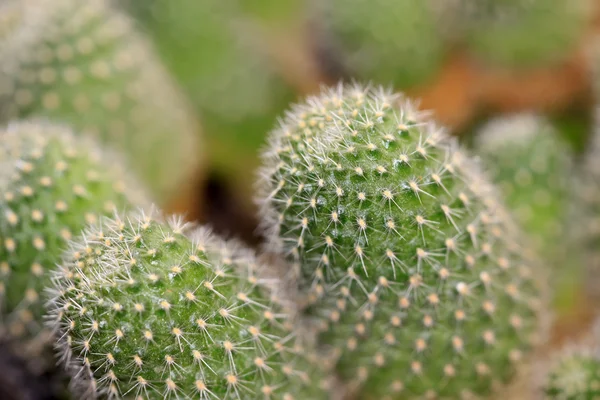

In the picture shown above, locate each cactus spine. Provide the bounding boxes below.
[257,84,548,398]
[48,210,329,399]
[316,0,444,88]
[0,0,201,203]
[0,121,145,345]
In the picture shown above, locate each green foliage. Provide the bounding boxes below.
[543,346,600,399]
[318,0,445,88]
[0,121,144,344]
[0,0,200,203]
[48,210,330,399]
[257,84,548,398]
[456,0,589,68]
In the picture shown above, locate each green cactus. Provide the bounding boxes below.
[473,115,580,314]
[256,84,548,398]
[455,0,590,68]
[541,345,600,399]
[316,0,445,88]
[473,115,572,264]
[0,121,146,347]
[47,210,330,399]
[121,0,296,203]
[0,0,201,203]
[575,111,600,301]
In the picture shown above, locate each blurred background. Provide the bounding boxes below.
[3,0,600,398]
[125,0,599,343]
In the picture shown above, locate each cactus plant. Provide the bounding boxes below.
[453,0,589,68]
[542,346,600,399]
[0,120,146,347]
[256,83,548,398]
[473,115,581,314]
[121,0,295,208]
[0,0,201,203]
[47,210,330,399]
[473,115,572,265]
[314,0,445,89]
[574,110,600,301]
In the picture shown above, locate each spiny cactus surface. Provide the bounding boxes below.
[48,211,329,400]
[474,115,571,265]
[0,121,144,344]
[455,0,589,68]
[257,84,547,398]
[0,0,201,202]
[317,0,444,88]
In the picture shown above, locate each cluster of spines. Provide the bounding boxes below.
[47,210,330,399]
[315,0,444,88]
[0,120,144,347]
[473,114,572,268]
[0,0,201,202]
[257,83,548,398]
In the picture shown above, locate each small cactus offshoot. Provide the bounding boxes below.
[47,210,330,400]
[0,0,201,203]
[257,84,548,398]
[0,121,145,344]
[315,0,444,88]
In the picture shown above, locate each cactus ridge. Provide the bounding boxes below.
[0,120,144,343]
[0,0,200,201]
[257,83,548,398]
[47,210,329,400]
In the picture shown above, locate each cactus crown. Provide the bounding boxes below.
[0,0,200,201]
[47,210,329,400]
[257,83,547,398]
[0,120,144,343]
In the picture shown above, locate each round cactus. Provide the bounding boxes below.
[0,0,202,203]
[256,84,548,398]
[455,0,590,68]
[47,210,331,400]
[122,0,295,203]
[473,115,572,266]
[0,121,146,346]
[315,0,445,88]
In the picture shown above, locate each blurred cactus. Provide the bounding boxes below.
[454,0,590,68]
[0,121,145,348]
[0,0,201,203]
[257,84,548,398]
[315,0,445,88]
[474,115,572,265]
[121,0,296,208]
[542,346,600,399]
[48,210,330,399]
